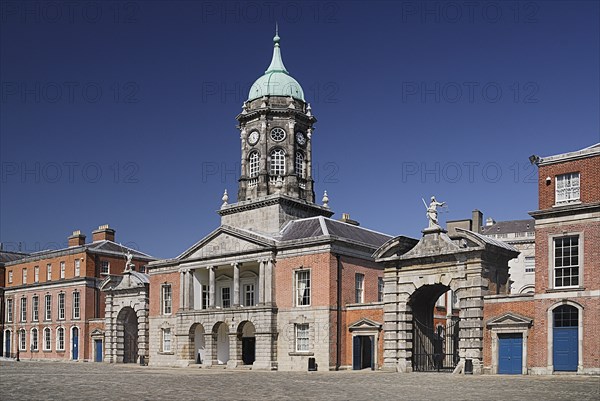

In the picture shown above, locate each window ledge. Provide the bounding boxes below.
[288,352,314,357]
[553,200,581,208]
[547,287,585,293]
[158,351,174,355]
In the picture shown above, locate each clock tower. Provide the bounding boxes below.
[236,31,316,203]
[218,30,333,235]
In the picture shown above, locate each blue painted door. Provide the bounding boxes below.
[498,334,522,374]
[72,330,79,360]
[5,335,10,358]
[95,340,103,362]
[553,327,577,371]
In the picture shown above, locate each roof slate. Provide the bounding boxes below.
[481,219,534,235]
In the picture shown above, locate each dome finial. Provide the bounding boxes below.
[274,22,280,45]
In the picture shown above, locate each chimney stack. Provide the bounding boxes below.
[339,213,360,226]
[92,224,115,242]
[471,210,483,233]
[68,230,86,247]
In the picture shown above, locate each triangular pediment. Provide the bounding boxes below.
[487,312,533,328]
[178,225,276,261]
[348,317,383,331]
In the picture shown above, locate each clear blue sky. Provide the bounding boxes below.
[1,1,599,259]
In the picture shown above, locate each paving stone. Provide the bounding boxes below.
[0,360,598,401]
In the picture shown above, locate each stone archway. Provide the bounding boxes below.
[117,307,138,363]
[213,322,229,365]
[237,321,256,366]
[409,284,459,372]
[374,226,518,374]
[190,323,206,364]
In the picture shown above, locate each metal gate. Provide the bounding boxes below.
[412,318,459,372]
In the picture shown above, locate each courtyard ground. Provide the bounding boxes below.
[0,360,598,400]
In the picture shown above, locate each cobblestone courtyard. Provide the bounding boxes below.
[0,360,598,401]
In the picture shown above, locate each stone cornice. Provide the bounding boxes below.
[529,202,600,220]
[217,194,333,217]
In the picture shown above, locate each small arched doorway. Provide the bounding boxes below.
[4,330,11,357]
[191,323,205,364]
[553,305,579,371]
[214,322,229,365]
[71,327,79,360]
[117,307,138,363]
[409,284,459,372]
[238,321,256,365]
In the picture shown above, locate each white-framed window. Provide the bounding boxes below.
[295,270,311,307]
[32,295,39,322]
[22,268,27,284]
[56,327,65,351]
[46,264,52,281]
[60,261,65,279]
[378,277,384,302]
[295,152,304,178]
[249,151,260,178]
[555,172,580,204]
[554,235,579,288]
[161,285,172,315]
[355,273,365,303]
[6,298,13,322]
[525,256,535,273]
[101,261,110,275]
[270,127,286,141]
[74,259,81,277]
[221,287,231,308]
[58,293,65,320]
[44,294,52,321]
[43,327,51,351]
[202,285,209,310]
[19,329,27,351]
[20,297,27,322]
[31,328,39,351]
[295,323,309,352]
[72,291,80,319]
[436,291,446,308]
[244,283,255,307]
[162,328,171,352]
[269,148,286,176]
[8,270,13,284]
[34,266,39,283]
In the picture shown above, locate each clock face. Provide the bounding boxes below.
[296,131,306,145]
[248,131,259,145]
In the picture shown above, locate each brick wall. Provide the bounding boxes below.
[342,307,384,369]
[538,156,600,210]
[149,271,180,317]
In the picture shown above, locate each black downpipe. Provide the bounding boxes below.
[335,254,342,370]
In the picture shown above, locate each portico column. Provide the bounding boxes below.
[209,266,216,308]
[233,263,240,307]
[179,271,185,311]
[258,260,265,305]
[187,270,194,310]
[265,258,273,305]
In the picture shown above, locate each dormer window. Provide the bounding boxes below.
[555,172,580,204]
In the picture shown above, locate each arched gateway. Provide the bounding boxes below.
[374,223,518,374]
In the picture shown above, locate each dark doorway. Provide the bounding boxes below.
[238,321,256,366]
[72,327,79,360]
[352,335,374,370]
[118,307,139,363]
[242,338,256,365]
[95,340,103,362]
[409,284,459,372]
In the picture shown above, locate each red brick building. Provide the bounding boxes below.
[483,143,600,374]
[2,225,154,362]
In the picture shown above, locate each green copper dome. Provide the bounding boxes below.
[248,32,305,102]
